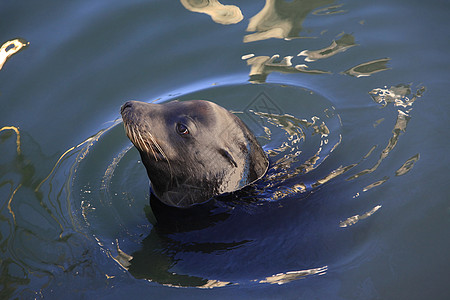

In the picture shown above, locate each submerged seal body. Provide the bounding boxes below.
[121,100,269,208]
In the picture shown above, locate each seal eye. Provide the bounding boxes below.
[176,123,189,135]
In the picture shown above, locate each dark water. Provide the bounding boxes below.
[1,0,449,299]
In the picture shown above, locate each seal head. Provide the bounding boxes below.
[121,100,269,208]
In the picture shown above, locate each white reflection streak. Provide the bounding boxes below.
[258,266,328,285]
[339,205,382,228]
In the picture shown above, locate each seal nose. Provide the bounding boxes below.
[121,101,133,114]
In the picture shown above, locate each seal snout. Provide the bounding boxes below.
[121,101,134,115]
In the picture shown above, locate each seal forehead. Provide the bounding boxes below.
[168,100,216,126]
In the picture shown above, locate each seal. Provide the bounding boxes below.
[121,100,269,208]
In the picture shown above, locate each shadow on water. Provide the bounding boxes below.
[127,195,236,288]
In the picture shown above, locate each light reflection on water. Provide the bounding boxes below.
[180,0,243,25]
[298,33,357,62]
[1,0,446,298]
[244,0,341,42]
[343,58,391,78]
[0,39,29,71]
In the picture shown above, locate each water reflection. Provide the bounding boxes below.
[0,127,22,225]
[246,99,343,201]
[395,153,420,176]
[0,38,29,70]
[339,205,382,228]
[338,84,425,224]
[242,54,329,83]
[343,58,391,77]
[259,111,337,181]
[242,33,359,83]
[363,176,389,192]
[298,33,357,62]
[258,266,328,284]
[244,0,337,42]
[0,126,21,155]
[180,0,243,25]
[239,82,426,226]
[369,84,425,108]
[347,84,425,181]
[0,127,85,298]
[241,31,392,82]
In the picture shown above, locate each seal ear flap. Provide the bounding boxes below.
[218,148,238,168]
[240,128,269,183]
[246,140,269,181]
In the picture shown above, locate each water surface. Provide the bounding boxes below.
[1,0,449,299]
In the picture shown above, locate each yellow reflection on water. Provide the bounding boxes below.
[0,38,29,70]
[196,280,233,289]
[257,266,328,284]
[395,153,420,176]
[244,0,336,42]
[362,176,389,192]
[180,0,243,25]
[298,33,357,62]
[0,126,23,223]
[311,163,354,189]
[242,53,329,83]
[7,184,22,224]
[339,205,382,228]
[343,58,390,77]
[0,126,21,155]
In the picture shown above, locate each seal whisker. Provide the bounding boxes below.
[126,123,153,158]
[136,127,156,159]
[144,122,174,179]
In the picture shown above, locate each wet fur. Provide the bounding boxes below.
[121,100,268,208]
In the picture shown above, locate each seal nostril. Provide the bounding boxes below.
[121,101,133,114]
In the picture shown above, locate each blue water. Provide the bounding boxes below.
[1,0,449,299]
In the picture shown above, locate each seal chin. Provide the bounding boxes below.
[120,99,269,207]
